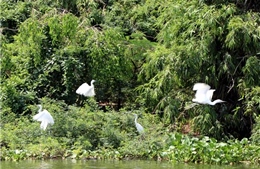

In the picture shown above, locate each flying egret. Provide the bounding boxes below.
[133,113,144,134]
[76,80,96,97]
[33,105,54,130]
[192,83,225,105]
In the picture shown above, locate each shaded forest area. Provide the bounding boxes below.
[1,0,260,142]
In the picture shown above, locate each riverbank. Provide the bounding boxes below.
[1,100,259,164]
[1,132,259,165]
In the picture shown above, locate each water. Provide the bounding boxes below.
[0,159,258,169]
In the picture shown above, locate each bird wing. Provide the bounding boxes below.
[193,83,211,98]
[76,83,92,96]
[33,110,54,124]
[86,86,95,96]
[136,123,144,134]
[40,120,49,130]
[193,83,210,91]
[206,89,215,101]
[33,111,44,121]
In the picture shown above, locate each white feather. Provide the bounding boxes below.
[133,114,144,134]
[33,105,54,130]
[192,83,225,105]
[76,80,95,97]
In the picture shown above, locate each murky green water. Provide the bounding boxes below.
[0,159,258,169]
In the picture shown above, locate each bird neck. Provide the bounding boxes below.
[208,102,215,105]
[38,105,42,112]
[91,80,95,86]
[134,115,138,124]
[211,99,224,105]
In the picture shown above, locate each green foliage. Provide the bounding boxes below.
[163,132,260,164]
[191,106,225,139]
[0,98,166,161]
[242,56,260,87]
[135,0,260,138]
[0,0,32,42]
[1,1,153,109]
[1,0,260,164]
[1,98,260,164]
[251,115,260,144]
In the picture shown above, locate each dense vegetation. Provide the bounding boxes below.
[1,0,260,164]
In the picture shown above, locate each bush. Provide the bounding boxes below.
[0,97,166,161]
[251,115,260,145]
[162,132,260,164]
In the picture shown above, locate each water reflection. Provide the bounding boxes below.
[0,159,258,169]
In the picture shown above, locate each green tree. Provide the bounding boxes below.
[136,0,260,139]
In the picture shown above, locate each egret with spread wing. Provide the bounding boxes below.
[76,80,96,97]
[192,83,225,105]
[33,105,54,130]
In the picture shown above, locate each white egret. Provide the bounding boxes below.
[133,113,144,134]
[192,83,225,105]
[33,105,54,130]
[76,80,96,97]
